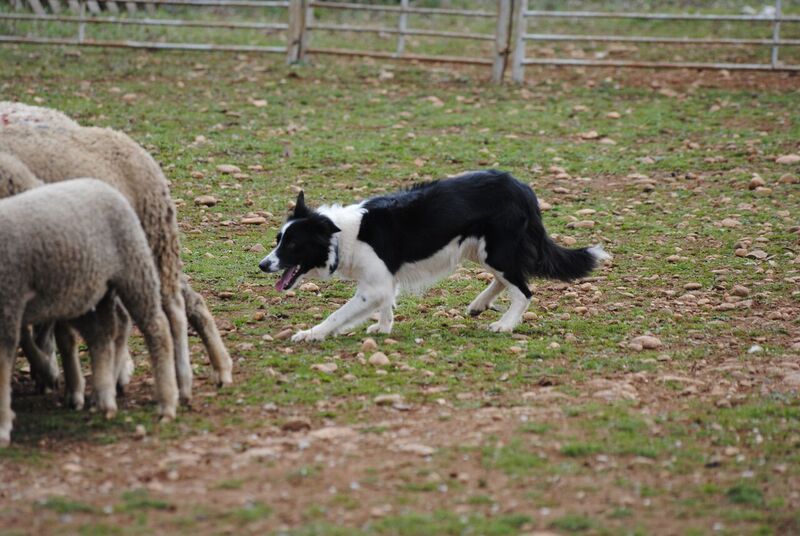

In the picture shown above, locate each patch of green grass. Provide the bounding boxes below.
[37,496,96,514]
[214,478,246,490]
[117,489,173,512]
[560,442,603,457]
[483,438,543,476]
[550,514,595,532]
[727,483,765,507]
[225,501,272,524]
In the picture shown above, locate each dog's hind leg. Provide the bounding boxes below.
[488,273,531,333]
[366,302,394,334]
[467,280,504,317]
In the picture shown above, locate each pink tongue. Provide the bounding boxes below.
[276,267,297,291]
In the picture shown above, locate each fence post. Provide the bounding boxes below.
[287,0,308,63]
[492,0,513,83]
[396,0,409,56]
[511,0,527,83]
[27,0,47,15]
[771,0,782,68]
[78,0,85,43]
[303,0,313,54]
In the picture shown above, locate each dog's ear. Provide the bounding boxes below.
[323,218,341,235]
[293,191,309,218]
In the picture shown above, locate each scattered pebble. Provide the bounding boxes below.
[374,394,403,406]
[368,352,390,367]
[311,362,338,373]
[731,285,750,297]
[361,338,378,352]
[194,195,218,207]
[216,164,242,174]
[776,154,800,165]
[629,335,663,351]
[275,328,293,340]
[281,416,311,432]
[299,282,320,292]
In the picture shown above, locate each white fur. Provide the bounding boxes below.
[588,245,611,262]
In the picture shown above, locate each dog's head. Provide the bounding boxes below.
[259,191,341,291]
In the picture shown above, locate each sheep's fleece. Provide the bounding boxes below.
[0,109,233,398]
[0,179,178,445]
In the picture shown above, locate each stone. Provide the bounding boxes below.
[311,362,338,373]
[731,285,750,297]
[374,394,403,406]
[361,338,378,352]
[216,164,242,174]
[299,282,320,292]
[369,352,390,367]
[629,335,662,351]
[275,328,293,340]
[281,416,311,432]
[776,154,800,165]
[396,443,435,456]
[194,195,218,207]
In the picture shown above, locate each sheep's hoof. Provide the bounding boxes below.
[104,409,117,420]
[212,370,234,388]
[66,392,85,411]
[0,435,9,448]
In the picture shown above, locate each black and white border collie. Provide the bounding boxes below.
[259,170,610,342]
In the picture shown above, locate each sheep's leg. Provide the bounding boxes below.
[182,278,233,386]
[55,324,84,410]
[20,323,59,393]
[72,296,117,419]
[0,342,15,447]
[120,285,178,421]
[0,309,23,446]
[111,298,133,396]
[163,290,192,404]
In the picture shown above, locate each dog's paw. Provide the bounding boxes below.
[467,306,485,317]
[366,322,392,334]
[489,321,515,333]
[292,328,326,342]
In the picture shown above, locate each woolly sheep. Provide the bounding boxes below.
[0,118,233,401]
[0,151,135,406]
[0,178,178,445]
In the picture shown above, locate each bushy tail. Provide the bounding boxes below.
[519,188,611,281]
[535,239,610,281]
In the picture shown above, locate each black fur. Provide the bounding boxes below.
[357,170,600,297]
[258,192,340,277]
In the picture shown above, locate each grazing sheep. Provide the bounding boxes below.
[0,152,133,406]
[0,179,178,445]
[0,120,233,401]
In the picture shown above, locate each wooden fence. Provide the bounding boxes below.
[2,0,799,81]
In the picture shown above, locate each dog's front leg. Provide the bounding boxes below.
[292,285,387,342]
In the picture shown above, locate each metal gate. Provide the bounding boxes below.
[2,0,799,82]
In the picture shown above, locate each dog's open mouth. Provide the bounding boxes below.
[275,265,302,291]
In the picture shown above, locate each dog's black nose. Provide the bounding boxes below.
[259,258,273,273]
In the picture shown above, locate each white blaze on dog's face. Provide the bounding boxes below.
[259,191,340,291]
